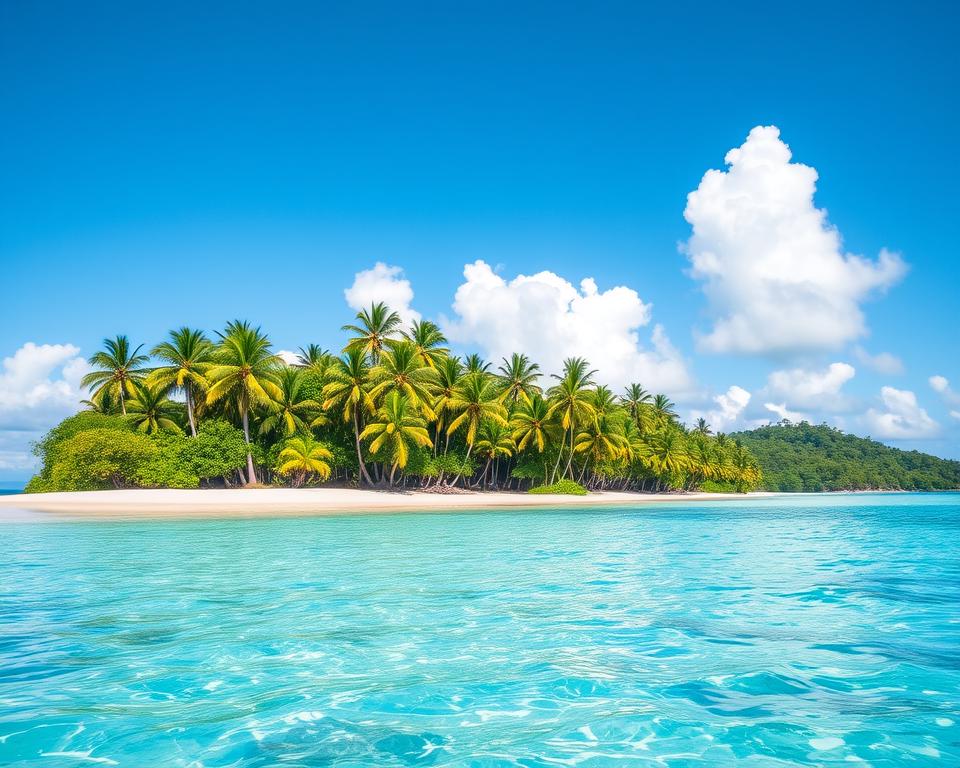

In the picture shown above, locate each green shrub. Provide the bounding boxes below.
[528,479,588,495]
[179,420,248,482]
[28,412,134,491]
[46,428,157,491]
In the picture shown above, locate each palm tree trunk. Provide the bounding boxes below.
[353,411,374,486]
[119,384,126,416]
[451,443,473,487]
[186,388,197,437]
[241,407,257,485]
[550,438,565,485]
[565,424,576,479]
[389,463,398,485]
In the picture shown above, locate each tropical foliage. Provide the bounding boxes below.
[732,422,960,491]
[27,304,769,493]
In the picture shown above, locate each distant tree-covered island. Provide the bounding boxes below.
[732,422,960,492]
[26,304,763,495]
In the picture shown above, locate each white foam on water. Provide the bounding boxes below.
[936,718,953,726]
[203,680,224,691]
[577,725,598,743]
[809,737,845,751]
[40,752,118,765]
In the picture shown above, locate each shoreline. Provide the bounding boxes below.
[0,487,777,521]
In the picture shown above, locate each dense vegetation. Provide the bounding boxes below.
[732,422,960,492]
[27,304,763,494]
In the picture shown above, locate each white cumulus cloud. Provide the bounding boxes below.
[276,350,300,366]
[344,262,421,328]
[929,375,960,405]
[853,346,904,376]
[690,385,752,431]
[683,125,907,355]
[766,362,856,410]
[443,260,695,396]
[764,402,808,423]
[0,342,90,430]
[864,386,939,439]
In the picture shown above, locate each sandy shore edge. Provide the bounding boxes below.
[0,487,776,519]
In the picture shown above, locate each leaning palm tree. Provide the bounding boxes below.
[259,366,323,438]
[497,353,541,405]
[402,320,449,368]
[322,349,376,486]
[342,302,402,362]
[148,327,214,436]
[547,357,597,480]
[81,335,149,415]
[276,436,333,487]
[205,321,282,484]
[368,341,438,420]
[126,383,183,435]
[360,392,432,484]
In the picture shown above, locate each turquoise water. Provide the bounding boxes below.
[1,494,958,766]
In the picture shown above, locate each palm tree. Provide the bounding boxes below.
[446,373,508,461]
[322,349,376,486]
[342,302,402,362]
[651,393,678,427]
[547,357,597,480]
[81,335,149,415]
[296,344,333,372]
[369,341,438,420]
[590,385,618,418]
[205,321,282,484]
[511,393,553,453]
[276,436,333,487]
[259,367,323,438]
[497,353,541,405]
[148,327,214,436]
[474,421,515,488]
[464,353,491,375]
[432,355,464,453]
[126,383,184,435]
[622,383,652,421]
[693,417,712,436]
[360,392,432,484]
[574,413,627,485]
[402,320,449,368]
[649,428,689,480]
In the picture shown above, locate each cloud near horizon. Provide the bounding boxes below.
[864,386,939,439]
[766,362,857,411]
[0,343,90,431]
[0,342,91,472]
[442,260,697,396]
[683,125,907,356]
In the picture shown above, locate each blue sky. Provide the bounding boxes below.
[1,1,958,480]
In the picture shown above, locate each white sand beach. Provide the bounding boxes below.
[0,487,774,519]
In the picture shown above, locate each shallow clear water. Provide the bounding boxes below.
[1,494,958,767]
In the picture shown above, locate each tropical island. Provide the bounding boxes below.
[15,302,958,506]
[22,303,763,498]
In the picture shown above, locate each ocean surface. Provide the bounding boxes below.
[1,494,958,767]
